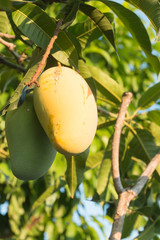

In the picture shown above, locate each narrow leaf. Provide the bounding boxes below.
[78,59,97,99]
[56,0,80,30]
[126,0,160,33]
[12,2,78,68]
[65,149,89,198]
[138,82,160,109]
[88,65,124,106]
[129,128,160,177]
[138,217,160,240]
[86,151,104,170]
[0,11,11,34]
[31,179,66,212]
[79,3,117,53]
[97,150,112,195]
[100,0,160,74]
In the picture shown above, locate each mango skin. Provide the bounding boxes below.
[33,66,97,155]
[5,94,57,180]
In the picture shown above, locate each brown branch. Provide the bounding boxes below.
[0,32,15,39]
[25,19,63,88]
[0,37,16,51]
[0,55,26,72]
[112,92,133,194]
[109,92,160,240]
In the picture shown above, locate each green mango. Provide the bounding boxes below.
[5,94,57,180]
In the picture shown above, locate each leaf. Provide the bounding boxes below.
[65,148,89,198]
[97,150,112,195]
[69,19,102,49]
[125,0,160,33]
[79,3,117,53]
[129,128,160,177]
[0,0,11,9]
[138,82,160,109]
[56,0,80,30]
[148,110,160,125]
[0,11,11,34]
[78,59,97,99]
[86,151,104,170]
[122,212,139,238]
[100,0,160,75]
[31,179,66,212]
[0,48,45,116]
[138,218,160,240]
[12,2,78,68]
[88,65,124,106]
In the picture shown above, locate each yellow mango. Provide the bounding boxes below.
[5,94,57,180]
[34,66,97,155]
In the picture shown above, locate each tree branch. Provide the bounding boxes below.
[109,92,160,240]
[112,92,133,194]
[0,37,16,51]
[0,55,26,73]
[132,150,160,195]
[0,32,15,39]
[25,19,63,87]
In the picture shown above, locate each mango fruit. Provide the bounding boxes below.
[33,66,97,155]
[5,94,57,180]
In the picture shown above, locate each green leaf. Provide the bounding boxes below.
[69,19,102,49]
[138,82,160,109]
[129,128,160,177]
[97,150,112,195]
[0,48,44,116]
[78,59,97,99]
[125,0,160,33]
[122,212,139,238]
[88,65,124,106]
[56,0,80,30]
[148,110,160,126]
[138,218,160,240]
[12,2,78,68]
[100,0,160,74]
[0,11,11,34]
[0,0,11,9]
[86,151,104,170]
[65,149,89,198]
[31,179,66,212]
[79,3,117,53]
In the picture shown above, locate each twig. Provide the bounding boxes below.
[0,55,26,73]
[0,32,15,39]
[25,19,63,88]
[0,37,16,51]
[132,150,160,195]
[112,92,133,194]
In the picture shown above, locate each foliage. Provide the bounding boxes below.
[0,0,160,239]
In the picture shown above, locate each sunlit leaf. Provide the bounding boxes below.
[100,0,160,74]
[125,0,160,33]
[78,59,97,98]
[0,11,11,34]
[12,2,78,68]
[88,65,124,106]
[138,82,160,109]
[79,3,117,53]
[97,150,111,195]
